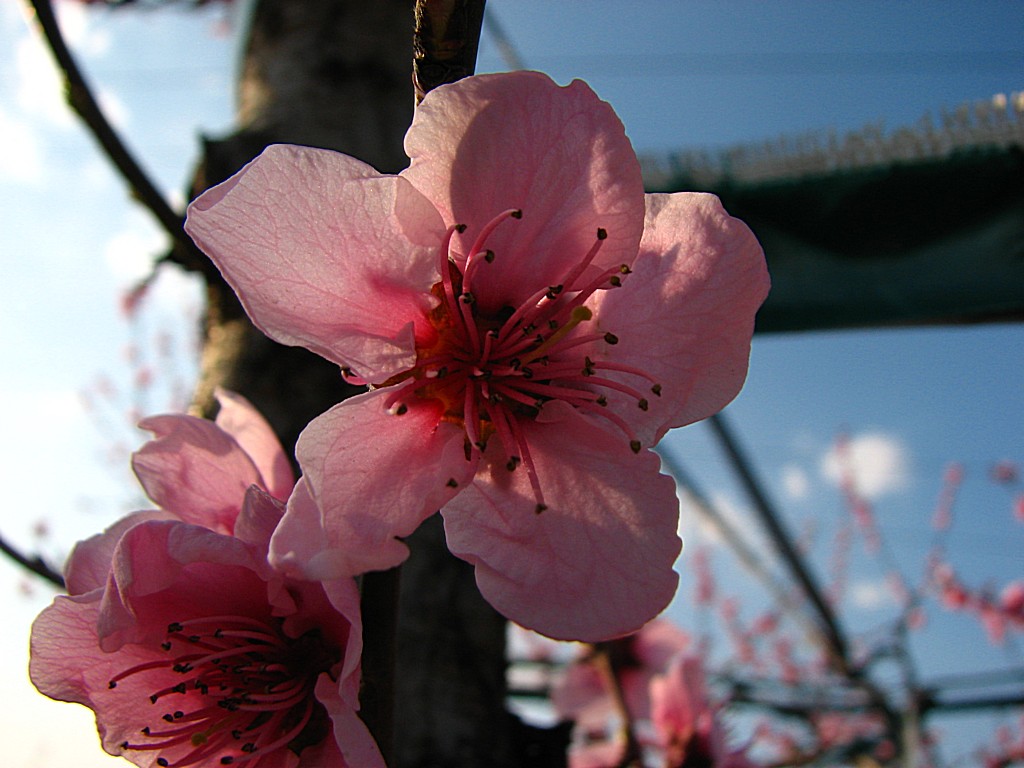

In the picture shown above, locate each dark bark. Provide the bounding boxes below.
[186,1,552,765]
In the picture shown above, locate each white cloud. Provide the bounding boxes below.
[0,106,43,183]
[103,226,165,283]
[782,463,810,500]
[849,578,900,610]
[820,431,911,500]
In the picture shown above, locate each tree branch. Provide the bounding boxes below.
[413,0,487,104]
[24,0,203,267]
[0,532,64,589]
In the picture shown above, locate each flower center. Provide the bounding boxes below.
[383,209,661,513]
[108,614,338,767]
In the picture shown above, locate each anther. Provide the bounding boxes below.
[167,622,183,633]
[596,227,607,240]
[511,209,523,219]
[454,223,467,233]
[506,456,521,472]
[609,276,622,287]
[651,384,662,397]
[446,478,458,488]
[484,250,496,263]
[630,440,642,454]
[394,403,408,416]
[604,332,618,345]
[638,399,649,411]
[535,503,547,514]
[460,292,475,304]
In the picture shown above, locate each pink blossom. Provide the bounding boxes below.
[184,71,769,641]
[30,396,383,767]
[650,655,757,768]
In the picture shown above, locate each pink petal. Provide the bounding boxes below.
[29,590,174,758]
[234,485,285,551]
[214,388,294,500]
[442,405,680,641]
[294,389,477,576]
[64,510,173,596]
[98,521,267,651]
[402,71,645,313]
[270,477,362,580]
[133,412,264,534]
[316,676,387,768]
[185,144,446,383]
[590,192,769,446]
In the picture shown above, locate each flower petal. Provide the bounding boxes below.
[590,192,770,446]
[64,510,174,596]
[441,405,680,641]
[185,144,446,383]
[316,676,387,768]
[133,412,263,534]
[402,71,645,313]
[214,387,294,500]
[294,389,477,576]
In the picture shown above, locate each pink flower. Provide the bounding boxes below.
[30,395,383,768]
[553,619,691,768]
[650,655,757,768]
[184,71,769,641]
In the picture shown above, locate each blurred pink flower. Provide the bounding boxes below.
[185,71,769,641]
[650,655,757,768]
[30,394,383,768]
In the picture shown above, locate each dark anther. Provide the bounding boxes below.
[619,264,631,274]
[548,320,559,330]
[160,641,172,651]
[522,367,534,379]
[395,403,409,416]
[446,478,459,488]
[232,730,243,739]
[162,714,174,723]
[638,399,649,411]
[120,741,130,750]
[172,683,187,695]
[510,358,521,370]
[604,332,619,345]
[157,759,169,767]
[511,209,523,219]
[460,291,475,304]
[167,622,183,633]
[142,727,151,735]
[596,395,608,407]
[150,694,160,704]
[220,758,234,766]
[213,629,224,638]
[630,440,642,454]
[436,366,448,378]
[506,456,521,472]
[484,250,496,263]
[173,663,193,674]
[188,635,200,643]
[174,711,184,719]
[651,384,662,396]
[242,744,258,753]
[597,227,607,240]
[455,223,467,233]
[535,503,547,514]
[609,276,622,287]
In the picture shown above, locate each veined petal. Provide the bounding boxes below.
[402,71,645,313]
[133,413,263,534]
[441,406,680,642]
[590,192,770,446]
[185,144,446,383]
[295,389,477,576]
[214,388,294,500]
[64,510,175,596]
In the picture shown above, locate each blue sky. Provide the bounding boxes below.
[0,1,1020,765]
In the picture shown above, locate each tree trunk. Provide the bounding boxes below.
[185,1,558,765]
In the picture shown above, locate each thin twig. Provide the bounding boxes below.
[0,532,64,589]
[24,0,199,261]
